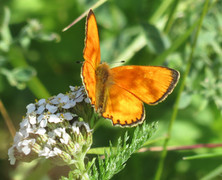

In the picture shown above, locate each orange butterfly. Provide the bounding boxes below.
[81,10,180,127]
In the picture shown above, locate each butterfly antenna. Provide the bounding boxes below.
[76,61,83,64]
[108,60,126,65]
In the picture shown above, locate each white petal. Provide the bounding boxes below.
[69,100,76,107]
[53,147,62,154]
[50,97,59,105]
[20,139,35,155]
[48,114,61,123]
[53,128,63,137]
[38,99,46,106]
[40,118,47,127]
[60,95,69,103]
[22,139,35,146]
[72,125,80,134]
[26,126,34,134]
[39,146,50,157]
[82,122,92,132]
[29,115,36,125]
[14,132,23,144]
[36,105,45,114]
[74,121,91,132]
[22,146,31,155]
[37,114,43,123]
[26,103,36,114]
[48,151,56,157]
[20,129,29,138]
[20,118,29,128]
[35,128,46,135]
[76,87,83,96]
[60,132,70,144]
[79,86,84,91]
[46,104,58,113]
[69,86,75,91]
[63,112,73,121]
[62,103,72,109]
[75,95,84,103]
[84,97,90,103]
[56,93,66,103]
[8,146,16,165]
[47,138,56,145]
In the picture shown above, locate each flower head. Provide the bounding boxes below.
[8,86,93,166]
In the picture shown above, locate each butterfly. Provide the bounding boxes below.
[81,9,180,127]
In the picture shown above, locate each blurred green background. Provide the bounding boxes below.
[1,0,222,179]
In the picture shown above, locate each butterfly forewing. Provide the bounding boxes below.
[83,10,101,68]
[110,66,179,105]
[81,62,96,105]
[82,10,101,105]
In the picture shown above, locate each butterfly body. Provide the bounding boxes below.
[81,10,180,127]
[95,62,113,114]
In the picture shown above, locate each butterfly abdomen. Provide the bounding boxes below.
[95,62,113,114]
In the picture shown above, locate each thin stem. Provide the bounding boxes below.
[154,0,210,179]
[152,19,199,66]
[77,155,90,180]
[164,0,180,33]
[183,152,222,160]
[69,153,89,179]
[149,0,174,24]
[139,143,222,152]
[0,99,16,137]
[62,0,108,32]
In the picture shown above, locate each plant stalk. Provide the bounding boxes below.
[154,0,210,179]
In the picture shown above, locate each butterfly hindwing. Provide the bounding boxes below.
[102,84,145,126]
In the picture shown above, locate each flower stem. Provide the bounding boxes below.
[69,154,89,180]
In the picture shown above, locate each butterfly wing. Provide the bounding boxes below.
[82,10,101,105]
[81,62,96,105]
[102,84,145,126]
[110,66,179,105]
[83,10,101,68]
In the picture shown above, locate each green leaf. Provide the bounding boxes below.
[201,164,222,180]
[142,23,169,54]
[8,46,50,98]
[0,55,7,66]
[183,152,222,160]
[12,67,36,82]
[152,18,200,65]
[88,147,113,155]
[111,33,147,64]
[0,7,12,52]
[0,66,36,89]
[178,92,192,109]
[88,122,158,180]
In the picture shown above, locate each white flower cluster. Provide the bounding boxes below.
[8,86,92,166]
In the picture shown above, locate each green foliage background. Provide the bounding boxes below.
[1,0,222,179]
